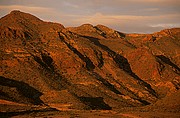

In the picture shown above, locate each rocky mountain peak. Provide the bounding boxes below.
[0,10,180,117]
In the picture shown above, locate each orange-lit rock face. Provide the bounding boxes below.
[126,48,161,82]
[0,11,180,112]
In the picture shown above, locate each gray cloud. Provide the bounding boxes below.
[0,0,179,33]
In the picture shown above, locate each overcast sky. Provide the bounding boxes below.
[0,0,180,33]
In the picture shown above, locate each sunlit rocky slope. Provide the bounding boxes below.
[0,11,180,116]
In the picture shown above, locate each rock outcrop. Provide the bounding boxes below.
[0,11,179,113]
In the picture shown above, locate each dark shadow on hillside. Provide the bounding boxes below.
[41,53,55,71]
[94,50,104,68]
[79,97,112,110]
[81,35,157,97]
[0,76,43,105]
[58,32,95,71]
[33,53,55,72]
[32,54,71,91]
[156,55,180,74]
[92,72,123,95]
[0,108,58,118]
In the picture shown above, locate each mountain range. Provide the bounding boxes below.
[0,10,180,117]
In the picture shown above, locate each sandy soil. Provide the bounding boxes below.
[1,103,180,118]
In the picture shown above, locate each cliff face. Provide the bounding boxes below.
[0,10,180,111]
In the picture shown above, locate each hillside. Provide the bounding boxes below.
[0,10,180,117]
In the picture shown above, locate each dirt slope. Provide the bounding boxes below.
[0,10,180,117]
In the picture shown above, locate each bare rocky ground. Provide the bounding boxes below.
[0,11,180,117]
[1,104,180,118]
[1,90,180,118]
